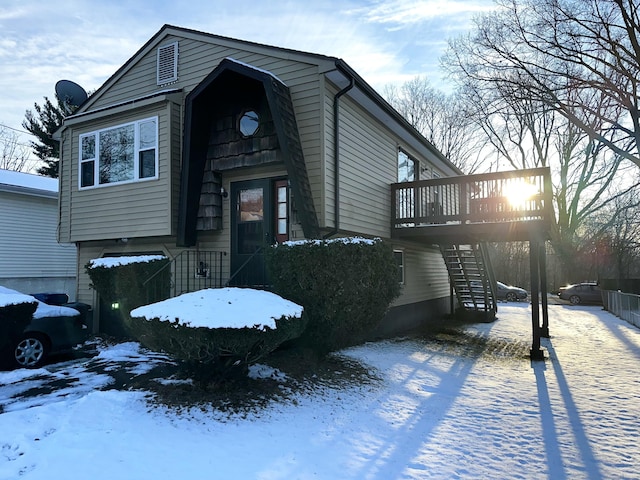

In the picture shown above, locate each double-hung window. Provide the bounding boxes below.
[79,117,158,189]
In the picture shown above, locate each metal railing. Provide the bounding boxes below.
[391,167,553,229]
[605,290,640,328]
[225,246,269,288]
[143,250,226,301]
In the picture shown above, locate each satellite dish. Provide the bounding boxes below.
[55,79,88,109]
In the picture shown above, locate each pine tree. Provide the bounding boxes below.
[22,96,76,178]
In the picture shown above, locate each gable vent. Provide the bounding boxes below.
[157,42,178,85]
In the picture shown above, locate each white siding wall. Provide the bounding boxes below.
[1,191,77,295]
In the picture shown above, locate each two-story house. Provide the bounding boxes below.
[56,25,553,350]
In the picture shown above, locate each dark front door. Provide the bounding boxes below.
[230,179,273,286]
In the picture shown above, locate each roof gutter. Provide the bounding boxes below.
[331,59,462,176]
[323,70,354,239]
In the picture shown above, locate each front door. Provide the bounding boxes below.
[230,179,274,287]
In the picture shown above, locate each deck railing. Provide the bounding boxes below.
[391,167,553,229]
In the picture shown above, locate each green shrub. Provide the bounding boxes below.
[265,237,401,353]
[0,300,37,360]
[128,293,306,384]
[85,256,170,336]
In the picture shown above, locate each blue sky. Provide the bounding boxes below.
[0,0,495,153]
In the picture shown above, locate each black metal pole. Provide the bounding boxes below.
[530,239,544,360]
[539,243,549,338]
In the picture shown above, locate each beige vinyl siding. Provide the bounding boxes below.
[1,192,77,279]
[75,164,291,309]
[86,34,326,231]
[332,94,397,238]
[58,125,73,241]
[65,104,173,242]
[323,84,336,228]
[392,244,450,307]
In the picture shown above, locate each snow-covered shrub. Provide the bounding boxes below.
[86,255,170,336]
[265,237,401,353]
[0,295,37,362]
[128,288,306,382]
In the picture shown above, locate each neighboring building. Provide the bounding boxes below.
[55,24,464,335]
[0,169,77,298]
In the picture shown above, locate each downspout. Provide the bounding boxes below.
[323,73,355,239]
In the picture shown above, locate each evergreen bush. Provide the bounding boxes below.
[0,300,37,361]
[128,314,306,383]
[265,237,401,353]
[128,289,306,384]
[85,256,170,336]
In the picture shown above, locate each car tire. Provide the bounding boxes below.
[569,295,581,305]
[14,334,50,368]
[505,292,517,302]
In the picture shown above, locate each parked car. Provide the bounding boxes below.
[557,283,603,305]
[0,286,91,368]
[496,281,528,302]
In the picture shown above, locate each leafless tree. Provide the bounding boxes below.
[383,77,488,173]
[0,126,37,172]
[442,0,640,283]
[444,0,640,167]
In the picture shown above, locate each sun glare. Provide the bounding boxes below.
[503,180,539,208]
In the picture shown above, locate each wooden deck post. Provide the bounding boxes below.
[529,239,544,360]
[539,243,550,338]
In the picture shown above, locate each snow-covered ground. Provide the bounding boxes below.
[1,304,639,479]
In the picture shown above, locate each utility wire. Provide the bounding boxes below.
[0,123,35,136]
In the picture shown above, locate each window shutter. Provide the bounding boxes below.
[157,42,178,85]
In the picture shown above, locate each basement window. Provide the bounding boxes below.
[394,250,405,284]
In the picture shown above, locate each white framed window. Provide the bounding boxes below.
[393,249,405,284]
[79,117,158,189]
[398,149,418,182]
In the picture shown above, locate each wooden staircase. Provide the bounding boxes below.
[441,243,497,321]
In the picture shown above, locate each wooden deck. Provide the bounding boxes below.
[391,167,553,243]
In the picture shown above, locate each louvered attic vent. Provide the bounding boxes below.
[157,42,178,85]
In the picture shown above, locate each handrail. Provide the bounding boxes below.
[225,246,265,287]
[142,250,226,301]
[142,251,183,287]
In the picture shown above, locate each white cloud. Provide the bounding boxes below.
[0,0,488,143]
[356,0,495,26]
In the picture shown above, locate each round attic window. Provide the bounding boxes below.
[239,110,259,137]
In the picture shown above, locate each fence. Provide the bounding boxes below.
[143,250,226,302]
[605,290,640,328]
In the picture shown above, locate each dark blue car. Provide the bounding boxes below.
[1,287,91,368]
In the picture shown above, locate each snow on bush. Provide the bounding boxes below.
[128,288,306,382]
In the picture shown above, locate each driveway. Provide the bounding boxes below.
[1,304,639,479]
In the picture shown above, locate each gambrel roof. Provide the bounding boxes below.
[177,57,321,245]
